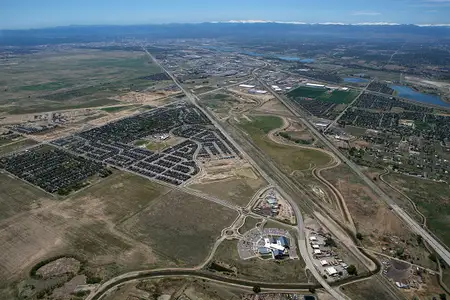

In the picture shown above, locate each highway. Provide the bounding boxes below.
[254,74,450,268]
[142,46,348,300]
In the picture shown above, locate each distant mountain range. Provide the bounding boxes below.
[1,22,449,46]
[218,20,450,27]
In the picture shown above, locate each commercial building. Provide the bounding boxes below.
[320,260,329,266]
[306,83,325,88]
[326,267,338,276]
[239,84,255,88]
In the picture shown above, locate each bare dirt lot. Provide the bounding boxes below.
[118,189,238,266]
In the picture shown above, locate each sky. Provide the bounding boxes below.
[1,0,450,29]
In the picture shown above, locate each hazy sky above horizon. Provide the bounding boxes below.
[1,0,450,29]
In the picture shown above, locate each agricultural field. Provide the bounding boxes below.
[383,173,450,248]
[287,86,358,104]
[0,49,165,114]
[0,172,174,299]
[118,189,238,266]
[209,239,307,283]
[238,115,331,173]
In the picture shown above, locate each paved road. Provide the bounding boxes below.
[325,78,374,133]
[256,75,450,267]
[143,47,348,300]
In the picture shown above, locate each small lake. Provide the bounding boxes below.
[390,85,450,108]
[275,56,315,63]
[343,77,369,83]
[202,46,314,63]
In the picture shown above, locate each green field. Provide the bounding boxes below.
[19,81,72,91]
[238,216,261,234]
[199,93,240,113]
[0,49,163,114]
[100,105,136,113]
[0,139,39,156]
[239,116,331,173]
[287,86,357,104]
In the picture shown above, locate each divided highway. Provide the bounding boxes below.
[255,76,450,267]
[142,47,348,299]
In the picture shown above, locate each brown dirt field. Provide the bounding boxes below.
[118,189,238,266]
[0,172,175,291]
[321,165,434,269]
[113,91,178,106]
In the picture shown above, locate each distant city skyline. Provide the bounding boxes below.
[1,0,450,29]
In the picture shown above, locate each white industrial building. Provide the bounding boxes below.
[306,83,325,88]
[239,84,255,88]
[326,267,338,276]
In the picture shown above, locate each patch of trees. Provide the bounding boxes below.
[347,264,357,276]
[279,132,313,145]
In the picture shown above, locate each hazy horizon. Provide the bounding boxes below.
[1,0,450,30]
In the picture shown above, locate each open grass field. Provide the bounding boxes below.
[340,278,401,300]
[210,239,307,283]
[0,49,164,114]
[238,116,331,173]
[0,139,38,156]
[0,172,53,221]
[0,171,175,297]
[238,216,261,234]
[321,165,435,269]
[287,86,358,104]
[69,172,170,223]
[385,173,450,248]
[199,92,240,116]
[189,177,266,207]
[118,189,238,266]
[100,105,137,113]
